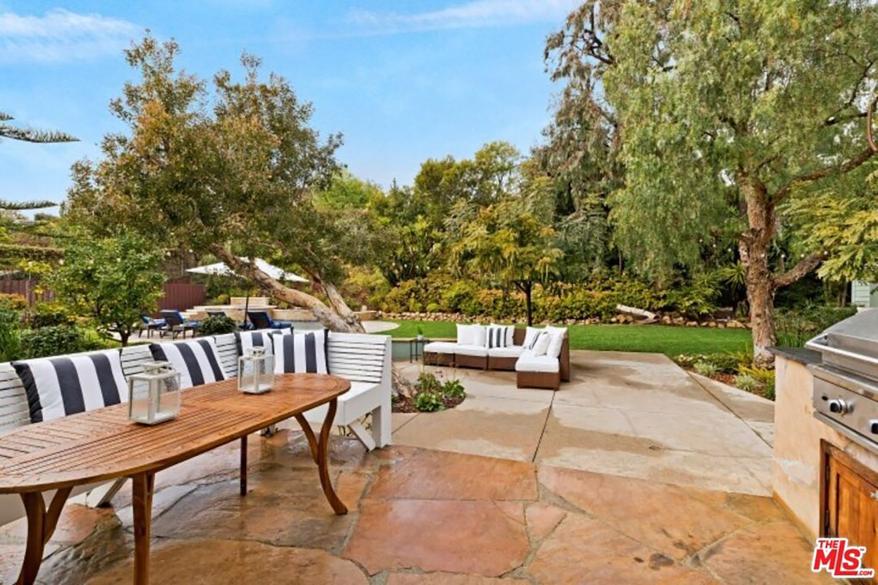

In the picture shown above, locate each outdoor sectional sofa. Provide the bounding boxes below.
[423,324,570,390]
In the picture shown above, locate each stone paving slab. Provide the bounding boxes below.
[0,440,831,585]
[396,350,775,496]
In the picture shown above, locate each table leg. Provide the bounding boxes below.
[16,487,72,585]
[131,473,155,585]
[294,400,347,515]
[240,435,248,496]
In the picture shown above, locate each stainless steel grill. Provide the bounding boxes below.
[807,309,878,452]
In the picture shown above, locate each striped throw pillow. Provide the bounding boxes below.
[149,338,226,389]
[485,325,512,349]
[13,349,128,423]
[236,330,275,356]
[272,329,329,374]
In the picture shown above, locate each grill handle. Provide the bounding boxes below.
[807,337,878,368]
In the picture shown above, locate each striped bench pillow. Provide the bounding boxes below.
[236,330,275,356]
[149,338,226,389]
[272,329,329,374]
[485,324,513,349]
[12,349,128,423]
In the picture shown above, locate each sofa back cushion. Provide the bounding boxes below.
[149,338,226,389]
[456,324,487,346]
[272,329,329,374]
[523,327,543,349]
[12,349,128,423]
[545,326,568,359]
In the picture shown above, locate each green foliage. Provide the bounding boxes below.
[28,302,76,329]
[693,361,719,377]
[775,305,858,348]
[411,373,466,412]
[199,315,238,336]
[413,390,444,413]
[737,365,776,401]
[18,325,111,359]
[50,232,165,346]
[735,374,759,393]
[0,301,22,362]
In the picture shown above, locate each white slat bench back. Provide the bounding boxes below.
[0,362,30,433]
[213,334,239,379]
[120,344,154,378]
[327,332,387,384]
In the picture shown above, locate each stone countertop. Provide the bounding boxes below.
[769,346,821,366]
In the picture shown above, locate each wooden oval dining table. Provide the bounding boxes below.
[0,373,351,585]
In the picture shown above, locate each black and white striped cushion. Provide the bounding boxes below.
[236,330,275,356]
[271,329,329,374]
[485,325,511,349]
[149,338,226,389]
[12,350,128,423]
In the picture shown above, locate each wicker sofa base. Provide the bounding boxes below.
[424,351,455,367]
[516,370,560,390]
[455,353,488,370]
[488,356,518,371]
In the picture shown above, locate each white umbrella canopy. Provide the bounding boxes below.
[186,258,308,283]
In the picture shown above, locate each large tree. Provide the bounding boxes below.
[547,0,878,364]
[65,37,365,332]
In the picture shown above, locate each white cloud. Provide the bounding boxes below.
[0,8,138,63]
[347,0,580,33]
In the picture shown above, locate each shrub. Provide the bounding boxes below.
[28,302,76,329]
[20,325,93,359]
[735,373,759,392]
[775,304,857,347]
[0,293,27,311]
[0,303,22,361]
[738,365,776,399]
[693,360,719,377]
[414,391,444,412]
[199,315,238,336]
[442,379,466,400]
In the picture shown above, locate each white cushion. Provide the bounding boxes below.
[515,352,560,373]
[454,344,488,357]
[546,331,566,359]
[456,324,474,345]
[523,326,543,349]
[488,323,515,347]
[424,342,459,354]
[531,332,551,356]
[471,325,486,347]
[488,346,524,358]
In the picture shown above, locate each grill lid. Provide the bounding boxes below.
[807,309,878,382]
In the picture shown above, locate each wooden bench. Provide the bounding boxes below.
[0,330,392,527]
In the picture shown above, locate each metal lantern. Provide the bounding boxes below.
[128,361,182,425]
[238,347,275,394]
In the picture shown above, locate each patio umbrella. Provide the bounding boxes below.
[186,258,308,325]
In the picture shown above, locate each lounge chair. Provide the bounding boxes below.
[246,310,292,330]
[138,315,167,338]
[159,310,200,339]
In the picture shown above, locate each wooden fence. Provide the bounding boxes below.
[0,278,205,312]
[157,280,206,312]
[0,279,54,306]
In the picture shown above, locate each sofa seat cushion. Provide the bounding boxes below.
[515,352,560,373]
[423,342,459,354]
[488,346,525,358]
[454,344,488,357]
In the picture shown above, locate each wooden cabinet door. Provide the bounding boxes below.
[825,445,878,583]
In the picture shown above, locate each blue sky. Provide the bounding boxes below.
[0,1,578,210]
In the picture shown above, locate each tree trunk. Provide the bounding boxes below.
[308,274,365,333]
[211,247,362,333]
[518,281,534,326]
[739,177,777,367]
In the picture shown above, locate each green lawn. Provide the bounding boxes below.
[385,320,751,357]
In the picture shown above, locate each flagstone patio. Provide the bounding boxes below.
[0,429,830,585]
[0,351,828,584]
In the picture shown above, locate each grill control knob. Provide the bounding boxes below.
[828,399,852,415]
[871,421,878,434]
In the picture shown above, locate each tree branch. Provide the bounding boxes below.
[774,146,876,202]
[772,253,822,289]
